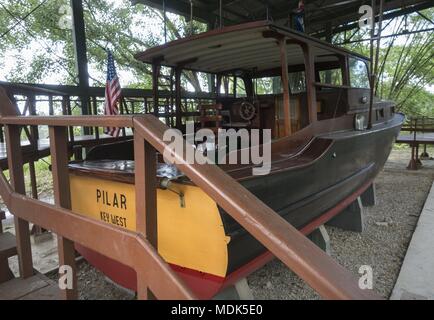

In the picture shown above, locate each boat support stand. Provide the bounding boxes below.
[325,183,376,233]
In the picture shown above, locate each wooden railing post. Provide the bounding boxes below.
[4,124,34,278]
[92,96,100,140]
[62,96,74,143]
[49,126,78,300]
[28,160,45,237]
[134,132,157,300]
[28,95,39,142]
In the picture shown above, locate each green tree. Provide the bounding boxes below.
[0,0,206,90]
[335,9,434,117]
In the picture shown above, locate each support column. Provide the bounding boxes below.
[302,43,318,124]
[278,37,291,136]
[325,23,333,84]
[420,144,430,160]
[175,68,183,130]
[361,183,377,207]
[152,62,160,118]
[308,225,331,255]
[214,278,254,300]
[28,95,39,143]
[71,0,90,133]
[50,126,77,300]
[326,197,365,233]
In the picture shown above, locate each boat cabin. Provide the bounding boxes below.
[135,21,384,142]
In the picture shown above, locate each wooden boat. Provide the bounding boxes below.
[68,21,404,299]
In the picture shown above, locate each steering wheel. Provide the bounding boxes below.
[239,101,256,121]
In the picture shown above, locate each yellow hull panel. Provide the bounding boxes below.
[69,174,229,277]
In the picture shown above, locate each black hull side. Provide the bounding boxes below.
[220,114,404,275]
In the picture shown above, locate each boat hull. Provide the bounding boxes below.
[224,116,403,273]
[71,114,403,299]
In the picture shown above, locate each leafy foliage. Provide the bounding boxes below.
[335,8,434,116]
[0,1,432,116]
[0,0,206,88]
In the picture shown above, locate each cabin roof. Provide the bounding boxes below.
[135,21,369,74]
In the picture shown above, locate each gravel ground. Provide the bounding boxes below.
[76,263,135,300]
[248,167,433,299]
[47,261,135,300]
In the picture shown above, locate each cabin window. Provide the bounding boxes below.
[288,72,306,93]
[235,77,247,98]
[219,76,234,96]
[318,69,343,86]
[349,58,370,88]
[254,77,282,95]
[181,72,213,93]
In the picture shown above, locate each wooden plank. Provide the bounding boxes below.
[0,275,48,300]
[4,124,34,278]
[19,282,61,300]
[49,126,77,300]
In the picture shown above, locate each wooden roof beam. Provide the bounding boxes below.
[312,0,433,37]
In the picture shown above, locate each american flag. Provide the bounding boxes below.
[104,50,122,137]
